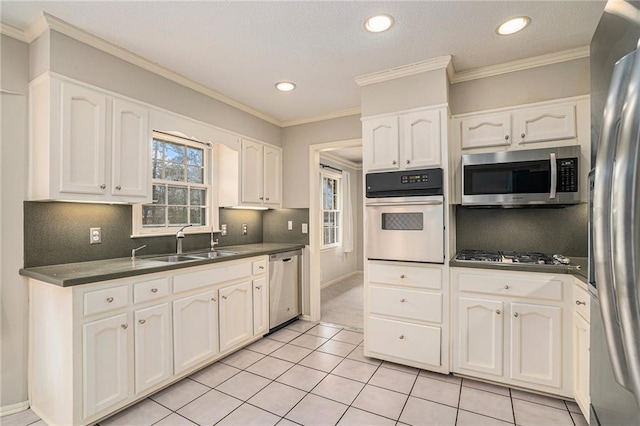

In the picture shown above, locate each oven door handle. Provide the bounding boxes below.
[365,200,443,207]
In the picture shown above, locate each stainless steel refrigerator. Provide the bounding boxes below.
[590,1,640,425]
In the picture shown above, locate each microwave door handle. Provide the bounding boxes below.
[594,49,635,391]
[549,152,557,199]
[612,47,640,403]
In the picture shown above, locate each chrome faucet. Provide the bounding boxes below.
[176,224,193,254]
[131,244,147,261]
[210,226,219,251]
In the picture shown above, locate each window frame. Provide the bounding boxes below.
[320,169,342,250]
[132,132,214,237]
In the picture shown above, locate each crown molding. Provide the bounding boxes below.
[0,23,28,42]
[320,151,362,171]
[24,13,283,127]
[450,46,590,84]
[281,107,361,128]
[355,55,453,87]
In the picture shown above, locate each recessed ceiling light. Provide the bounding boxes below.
[496,16,531,35]
[275,81,296,92]
[364,14,394,33]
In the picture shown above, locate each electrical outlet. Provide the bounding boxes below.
[302,223,308,234]
[242,224,248,235]
[221,224,227,236]
[287,220,293,231]
[90,227,102,244]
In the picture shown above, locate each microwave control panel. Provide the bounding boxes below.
[558,158,578,192]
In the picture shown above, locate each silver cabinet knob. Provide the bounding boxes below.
[259,266,265,270]
[222,296,227,300]
[115,185,122,190]
[504,285,510,290]
[400,274,405,279]
[496,310,501,315]
[392,160,397,165]
[259,196,264,200]
[399,335,405,340]
[138,319,146,324]
[211,297,217,302]
[106,297,114,303]
[406,159,410,164]
[521,133,526,139]
[400,298,406,303]
[121,324,128,329]
[151,288,158,293]
[265,198,270,201]
[576,300,586,306]
[100,184,106,189]
[505,135,509,140]
[255,285,262,290]
[513,312,519,318]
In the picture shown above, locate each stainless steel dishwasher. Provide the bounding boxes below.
[269,249,301,330]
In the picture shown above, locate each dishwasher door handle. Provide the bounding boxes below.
[282,258,293,263]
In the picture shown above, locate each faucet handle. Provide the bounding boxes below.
[176,224,193,238]
[131,245,147,260]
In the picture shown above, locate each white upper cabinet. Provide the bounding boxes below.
[364,107,445,173]
[241,139,264,204]
[515,104,576,144]
[460,113,511,149]
[263,145,282,206]
[29,75,151,203]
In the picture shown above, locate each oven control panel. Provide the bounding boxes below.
[366,168,443,197]
[400,174,431,184]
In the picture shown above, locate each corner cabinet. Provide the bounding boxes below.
[452,267,573,397]
[29,74,151,203]
[28,255,269,426]
[363,107,444,173]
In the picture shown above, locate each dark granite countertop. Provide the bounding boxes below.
[20,243,305,287]
[450,256,588,283]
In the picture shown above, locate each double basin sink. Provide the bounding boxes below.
[150,250,239,263]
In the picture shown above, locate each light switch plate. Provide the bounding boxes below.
[221,224,227,236]
[90,227,101,244]
[302,223,308,234]
[242,224,248,235]
[287,220,293,231]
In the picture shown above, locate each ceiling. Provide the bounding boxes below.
[1,1,606,125]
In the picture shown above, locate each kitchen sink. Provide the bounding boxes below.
[189,250,239,259]
[150,255,203,263]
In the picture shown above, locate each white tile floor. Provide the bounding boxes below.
[2,320,588,426]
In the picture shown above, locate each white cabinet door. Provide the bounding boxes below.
[241,139,264,204]
[363,117,400,172]
[173,290,219,374]
[111,98,150,200]
[252,277,268,336]
[573,312,590,417]
[516,104,576,144]
[263,145,282,206]
[83,312,130,419]
[461,113,511,149]
[60,82,107,195]
[134,303,172,394]
[510,302,562,388]
[457,297,504,376]
[401,109,441,168]
[219,281,253,352]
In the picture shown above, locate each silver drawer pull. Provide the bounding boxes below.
[496,310,501,315]
[576,300,586,306]
[400,274,405,279]
[115,185,122,190]
[399,335,405,340]
[138,319,146,324]
[151,288,158,293]
[121,324,128,330]
[504,285,510,290]
[100,184,106,189]
[259,266,265,270]
[106,297,114,303]
[400,298,406,303]
[513,312,519,318]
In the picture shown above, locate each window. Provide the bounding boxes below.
[321,169,342,248]
[133,132,212,235]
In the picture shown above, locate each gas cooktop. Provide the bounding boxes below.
[455,250,571,265]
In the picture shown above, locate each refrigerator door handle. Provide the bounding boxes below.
[593,49,634,391]
[549,152,557,199]
[612,47,640,407]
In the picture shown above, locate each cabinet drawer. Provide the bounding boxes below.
[252,259,267,275]
[369,286,442,323]
[134,277,170,304]
[84,286,128,316]
[369,262,442,290]
[573,284,590,321]
[173,262,252,294]
[458,271,563,301]
[368,317,441,366]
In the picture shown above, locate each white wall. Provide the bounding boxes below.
[318,157,363,284]
[0,34,29,409]
[281,115,362,208]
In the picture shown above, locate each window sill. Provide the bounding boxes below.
[131,227,219,238]
[321,244,343,252]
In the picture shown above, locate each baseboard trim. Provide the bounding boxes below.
[0,400,30,416]
[321,270,363,289]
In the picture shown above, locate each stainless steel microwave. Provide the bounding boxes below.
[461,145,581,206]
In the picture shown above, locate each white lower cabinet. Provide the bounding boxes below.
[219,281,253,352]
[452,267,573,397]
[134,303,172,393]
[365,261,448,373]
[83,313,131,419]
[29,254,270,426]
[573,281,591,421]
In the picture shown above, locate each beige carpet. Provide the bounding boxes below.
[320,272,364,331]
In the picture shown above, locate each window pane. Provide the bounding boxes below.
[187,147,203,166]
[151,140,163,161]
[164,162,185,182]
[168,186,188,205]
[190,188,206,206]
[152,160,163,179]
[324,228,330,245]
[187,165,204,183]
[152,185,166,204]
[168,206,188,225]
[190,207,206,226]
[165,142,185,163]
[142,206,165,226]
